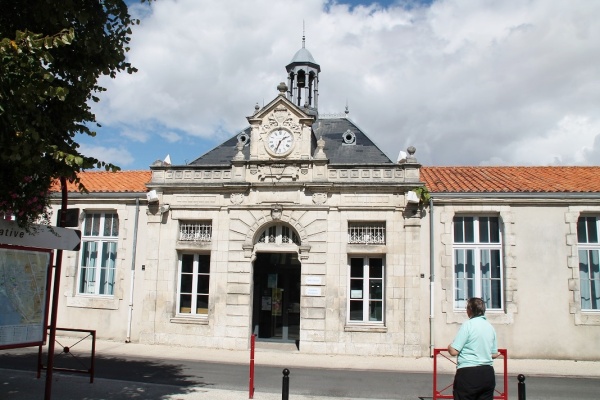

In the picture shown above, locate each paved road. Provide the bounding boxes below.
[1,350,600,399]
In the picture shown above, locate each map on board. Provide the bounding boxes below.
[0,247,51,349]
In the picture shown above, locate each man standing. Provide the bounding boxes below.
[448,297,500,400]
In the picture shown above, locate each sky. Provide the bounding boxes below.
[83,0,600,170]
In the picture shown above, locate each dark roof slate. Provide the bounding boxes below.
[188,127,251,166]
[188,118,392,166]
[312,118,393,165]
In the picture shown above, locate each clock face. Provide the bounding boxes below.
[267,129,294,155]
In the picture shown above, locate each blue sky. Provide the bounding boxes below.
[84,0,600,170]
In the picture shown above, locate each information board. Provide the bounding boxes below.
[0,245,52,350]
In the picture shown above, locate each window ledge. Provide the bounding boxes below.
[346,244,387,254]
[170,316,209,325]
[66,296,119,310]
[574,311,600,326]
[344,324,387,333]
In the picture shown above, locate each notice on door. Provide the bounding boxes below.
[272,288,282,316]
[261,296,272,311]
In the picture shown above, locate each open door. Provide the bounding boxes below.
[252,252,300,343]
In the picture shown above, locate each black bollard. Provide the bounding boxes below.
[518,374,526,400]
[282,368,290,400]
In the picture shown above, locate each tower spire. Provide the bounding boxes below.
[286,22,320,113]
[302,20,306,48]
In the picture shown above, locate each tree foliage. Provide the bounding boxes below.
[0,0,139,228]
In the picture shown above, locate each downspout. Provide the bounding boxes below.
[429,197,435,357]
[126,197,141,343]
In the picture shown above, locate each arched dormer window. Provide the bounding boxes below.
[256,223,300,245]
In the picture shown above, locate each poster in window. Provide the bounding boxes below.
[350,290,363,299]
[271,288,282,316]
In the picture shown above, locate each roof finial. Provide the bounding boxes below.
[302,20,306,48]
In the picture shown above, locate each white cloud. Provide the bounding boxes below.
[159,131,182,143]
[92,0,600,168]
[78,144,135,167]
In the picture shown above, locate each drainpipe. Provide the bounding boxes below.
[429,197,435,357]
[126,197,141,343]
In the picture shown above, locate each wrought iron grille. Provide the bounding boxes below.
[179,221,212,242]
[256,224,300,245]
[348,222,386,244]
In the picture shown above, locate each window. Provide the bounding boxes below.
[256,224,300,245]
[577,216,600,310]
[177,254,210,316]
[348,257,384,323]
[348,222,386,244]
[179,221,212,242]
[453,216,503,310]
[79,212,118,295]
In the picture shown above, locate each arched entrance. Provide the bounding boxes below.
[251,223,301,343]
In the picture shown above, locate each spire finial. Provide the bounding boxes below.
[302,21,306,48]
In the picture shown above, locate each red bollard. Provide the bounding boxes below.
[249,334,256,399]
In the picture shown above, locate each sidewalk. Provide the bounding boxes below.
[91,339,600,399]
[94,339,600,378]
[2,338,600,400]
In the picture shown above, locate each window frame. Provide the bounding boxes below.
[576,216,600,312]
[346,255,385,325]
[176,253,211,318]
[452,215,504,311]
[77,211,119,296]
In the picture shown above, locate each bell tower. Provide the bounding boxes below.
[286,33,320,114]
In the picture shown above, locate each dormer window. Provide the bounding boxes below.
[342,130,356,145]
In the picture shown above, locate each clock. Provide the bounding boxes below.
[267,129,294,155]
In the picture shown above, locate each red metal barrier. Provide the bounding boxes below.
[433,348,508,400]
[37,327,96,383]
[249,334,256,399]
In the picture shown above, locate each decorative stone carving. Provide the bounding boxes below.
[233,141,245,161]
[257,164,300,181]
[299,245,311,260]
[314,136,327,159]
[230,193,244,205]
[271,204,283,220]
[312,193,327,205]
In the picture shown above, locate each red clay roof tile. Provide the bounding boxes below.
[421,166,600,193]
[50,171,151,193]
[50,167,600,195]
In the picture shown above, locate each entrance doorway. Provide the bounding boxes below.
[252,252,300,343]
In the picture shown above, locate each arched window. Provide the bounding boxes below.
[256,223,300,245]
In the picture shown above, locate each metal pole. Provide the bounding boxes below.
[126,197,141,342]
[249,334,255,399]
[433,349,438,399]
[518,374,526,400]
[282,368,290,400]
[44,176,68,400]
[429,198,435,357]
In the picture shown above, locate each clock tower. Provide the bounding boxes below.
[246,81,316,163]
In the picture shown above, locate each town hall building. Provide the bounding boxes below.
[50,42,600,360]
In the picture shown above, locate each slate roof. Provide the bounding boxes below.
[49,167,600,195]
[287,47,321,71]
[188,127,252,166]
[189,117,393,166]
[313,118,393,165]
